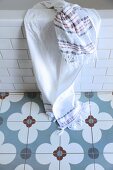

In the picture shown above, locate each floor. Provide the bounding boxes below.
[0,92,113,170]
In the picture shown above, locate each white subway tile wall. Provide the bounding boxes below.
[0,69,9,76]
[0,60,19,68]
[8,68,33,76]
[0,27,23,38]
[11,39,28,49]
[18,60,33,68]
[97,50,110,59]
[0,23,113,92]
[0,39,12,49]
[13,83,37,90]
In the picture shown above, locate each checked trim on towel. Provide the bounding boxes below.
[57,102,84,127]
[57,107,75,120]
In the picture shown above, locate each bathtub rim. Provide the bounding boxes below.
[0,10,113,26]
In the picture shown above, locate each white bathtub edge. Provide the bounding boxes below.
[0,10,113,26]
[0,10,26,26]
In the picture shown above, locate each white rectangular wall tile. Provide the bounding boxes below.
[81,68,107,76]
[93,76,111,84]
[18,60,32,68]
[23,77,36,83]
[14,83,37,90]
[11,39,28,49]
[97,50,110,59]
[0,60,19,68]
[93,76,105,83]
[1,50,29,59]
[8,68,33,76]
[96,59,113,67]
[0,68,9,76]
[81,83,103,91]
[0,39,12,49]
[101,19,113,26]
[99,27,113,38]
[106,68,113,75]
[98,39,113,49]
[0,84,14,90]
[0,76,23,83]
[105,76,113,83]
[103,84,113,90]
[0,27,23,38]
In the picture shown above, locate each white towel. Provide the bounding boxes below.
[24,1,101,130]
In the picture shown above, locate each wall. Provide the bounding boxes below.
[0,11,113,92]
[77,20,113,91]
[0,14,37,92]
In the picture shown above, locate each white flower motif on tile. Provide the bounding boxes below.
[103,143,113,164]
[85,163,104,170]
[76,102,113,143]
[0,93,24,113]
[36,131,84,170]
[15,164,33,170]
[97,92,113,108]
[7,102,51,144]
[0,131,16,164]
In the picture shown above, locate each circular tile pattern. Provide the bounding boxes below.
[88,148,99,159]
[85,115,97,127]
[20,148,32,159]
[53,147,67,160]
[23,116,36,127]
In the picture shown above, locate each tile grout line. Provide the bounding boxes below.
[89,97,94,146]
[89,97,96,169]
[24,99,32,170]
[59,135,61,170]
[24,122,30,169]
[0,152,112,154]
[90,95,96,170]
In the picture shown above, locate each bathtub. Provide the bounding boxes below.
[0,0,113,92]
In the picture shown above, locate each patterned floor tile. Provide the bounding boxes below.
[27,92,45,114]
[92,121,113,146]
[26,101,50,122]
[68,155,95,170]
[0,92,113,170]
[0,121,28,150]
[0,93,33,122]
[27,122,58,153]
[88,92,113,120]
[61,128,93,153]
[93,153,113,170]
[0,153,26,170]
[25,154,59,170]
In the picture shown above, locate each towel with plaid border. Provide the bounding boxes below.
[24,0,101,131]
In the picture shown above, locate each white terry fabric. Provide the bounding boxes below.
[24,1,101,130]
